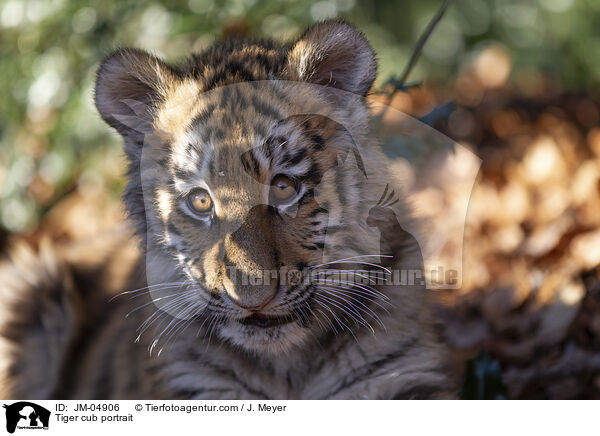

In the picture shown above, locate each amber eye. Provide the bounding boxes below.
[270,175,298,204]
[186,189,213,215]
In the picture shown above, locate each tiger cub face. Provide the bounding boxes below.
[95,20,387,354]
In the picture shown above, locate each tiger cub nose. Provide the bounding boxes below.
[233,293,275,311]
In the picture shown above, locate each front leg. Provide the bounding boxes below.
[316,349,455,399]
[154,349,285,400]
[301,326,455,400]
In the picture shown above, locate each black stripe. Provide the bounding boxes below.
[309,207,327,217]
[301,162,322,183]
[167,222,182,238]
[263,135,287,159]
[199,362,271,399]
[174,167,196,180]
[170,387,235,399]
[393,384,447,400]
[323,337,419,399]
[297,189,314,207]
[284,148,307,167]
[204,65,257,89]
[311,134,325,150]
[240,150,261,178]
[192,102,218,126]
[251,94,283,121]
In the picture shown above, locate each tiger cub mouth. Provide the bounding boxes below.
[239,313,298,328]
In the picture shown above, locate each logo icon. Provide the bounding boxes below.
[2,402,50,434]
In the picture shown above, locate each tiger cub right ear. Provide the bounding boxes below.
[287,19,377,96]
[94,48,178,139]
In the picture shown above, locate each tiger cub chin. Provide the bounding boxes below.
[0,19,455,399]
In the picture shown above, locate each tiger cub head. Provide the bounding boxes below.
[94,20,393,354]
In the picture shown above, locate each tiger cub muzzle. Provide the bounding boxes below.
[221,205,280,312]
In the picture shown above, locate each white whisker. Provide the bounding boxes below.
[314,292,376,335]
[316,286,387,331]
[312,275,392,303]
[109,281,188,302]
[125,293,185,318]
[310,255,393,270]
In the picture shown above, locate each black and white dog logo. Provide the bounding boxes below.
[3,402,50,433]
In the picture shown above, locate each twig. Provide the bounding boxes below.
[373,0,453,125]
[397,0,453,87]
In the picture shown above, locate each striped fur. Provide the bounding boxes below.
[0,20,455,399]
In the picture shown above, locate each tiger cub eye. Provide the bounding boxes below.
[271,175,298,203]
[187,189,213,214]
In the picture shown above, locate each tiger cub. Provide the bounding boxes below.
[0,19,455,399]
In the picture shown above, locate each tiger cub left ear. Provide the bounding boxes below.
[287,19,377,96]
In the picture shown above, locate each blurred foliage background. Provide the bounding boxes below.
[1,0,599,233]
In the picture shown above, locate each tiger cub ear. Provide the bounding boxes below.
[287,19,377,96]
[94,48,179,138]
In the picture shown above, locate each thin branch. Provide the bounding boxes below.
[397,0,453,87]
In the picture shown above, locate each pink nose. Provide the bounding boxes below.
[234,293,275,311]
